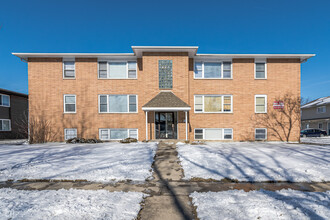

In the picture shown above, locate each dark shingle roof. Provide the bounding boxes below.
[143,91,190,108]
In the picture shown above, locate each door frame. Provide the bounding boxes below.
[154,111,178,139]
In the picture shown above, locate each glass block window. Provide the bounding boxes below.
[159,60,173,89]
[255,128,267,140]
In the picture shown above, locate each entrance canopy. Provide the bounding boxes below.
[142,91,191,111]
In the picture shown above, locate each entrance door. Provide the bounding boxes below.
[155,112,177,139]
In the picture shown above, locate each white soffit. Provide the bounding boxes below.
[195,54,315,62]
[132,46,199,58]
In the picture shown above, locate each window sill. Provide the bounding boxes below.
[254,78,267,80]
[99,112,138,114]
[63,78,76,80]
[98,78,138,80]
[255,112,267,114]
[194,112,233,114]
[194,78,233,80]
[0,105,10,108]
[63,112,76,114]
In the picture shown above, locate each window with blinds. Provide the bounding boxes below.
[194,95,232,113]
[255,95,267,113]
[194,61,232,79]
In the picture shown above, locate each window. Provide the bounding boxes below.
[98,61,137,79]
[64,128,77,140]
[255,95,267,113]
[317,106,326,114]
[99,95,137,113]
[63,61,75,79]
[319,123,323,129]
[99,128,138,140]
[194,95,232,113]
[194,128,233,140]
[64,95,76,113]
[0,94,10,107]
[159,60,173,89]
[255,128,267,140]
[255,62,267,79]
[0,119,11,131]
[194,61,232,79]
[306,123,309,129]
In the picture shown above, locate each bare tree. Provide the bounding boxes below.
[252,93,301,142]
[16,111,59,144]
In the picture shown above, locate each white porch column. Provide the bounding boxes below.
[185,111,188,141]
[145,111,148,140]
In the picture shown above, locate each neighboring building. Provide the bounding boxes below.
[13,47,314,142]
[301,96,330,135]
[0,88,28,139]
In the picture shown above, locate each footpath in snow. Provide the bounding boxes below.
[0,142,157,182]
[177,142,330,182]
[191,189,330,220]
[0,188,145,219]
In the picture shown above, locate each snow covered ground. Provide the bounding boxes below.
[0,188,145,220]
[191,189,330,220]
[178,142,330,182]
[0,142,157,182]
[301,136,330,144]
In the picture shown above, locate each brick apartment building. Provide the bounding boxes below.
[13,47,314,142]
[0,88,28,139]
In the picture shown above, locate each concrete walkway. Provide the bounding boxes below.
[1,141,330,220]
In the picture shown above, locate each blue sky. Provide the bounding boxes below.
[0,0,329,101]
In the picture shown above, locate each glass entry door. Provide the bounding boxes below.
[155,112,177,139]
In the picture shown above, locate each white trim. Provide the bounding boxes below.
[99,128,138,140]
[0,94,10,107]
[142,107,191,111]
[63,60,76,79]
[255,128,267,140]
[97,60,137,80]
[194,95,233,113]
[193,60,233,79]
[254,59,267,79]
[98,94,138,113]
[0,119,11,131]
[194,128,233,140]
[255,95,267,113]
[64,128,77,140]
[63,94,76,114]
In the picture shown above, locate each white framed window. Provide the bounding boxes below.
[99,128,138,140]
[64,128,77,140]
[63,61,75,79]
[98,95,137,113]
[64,95,76,113]
[194,128,233,140]
[0,94,10,107]
[255,128,267,140]
[255,95,267,113]
[319,123,323,129]
[98,61,137,79]
[0,119,11,131]
[194,61,232,79]
[255,60,267,79]
[317,106,326,114]
[194,95,233,113]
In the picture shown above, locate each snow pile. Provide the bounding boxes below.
[177,142,330,182]
[191,189,330,220]
[0,188,145,220]
[0,142,157,182]
[301,137,330,144]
